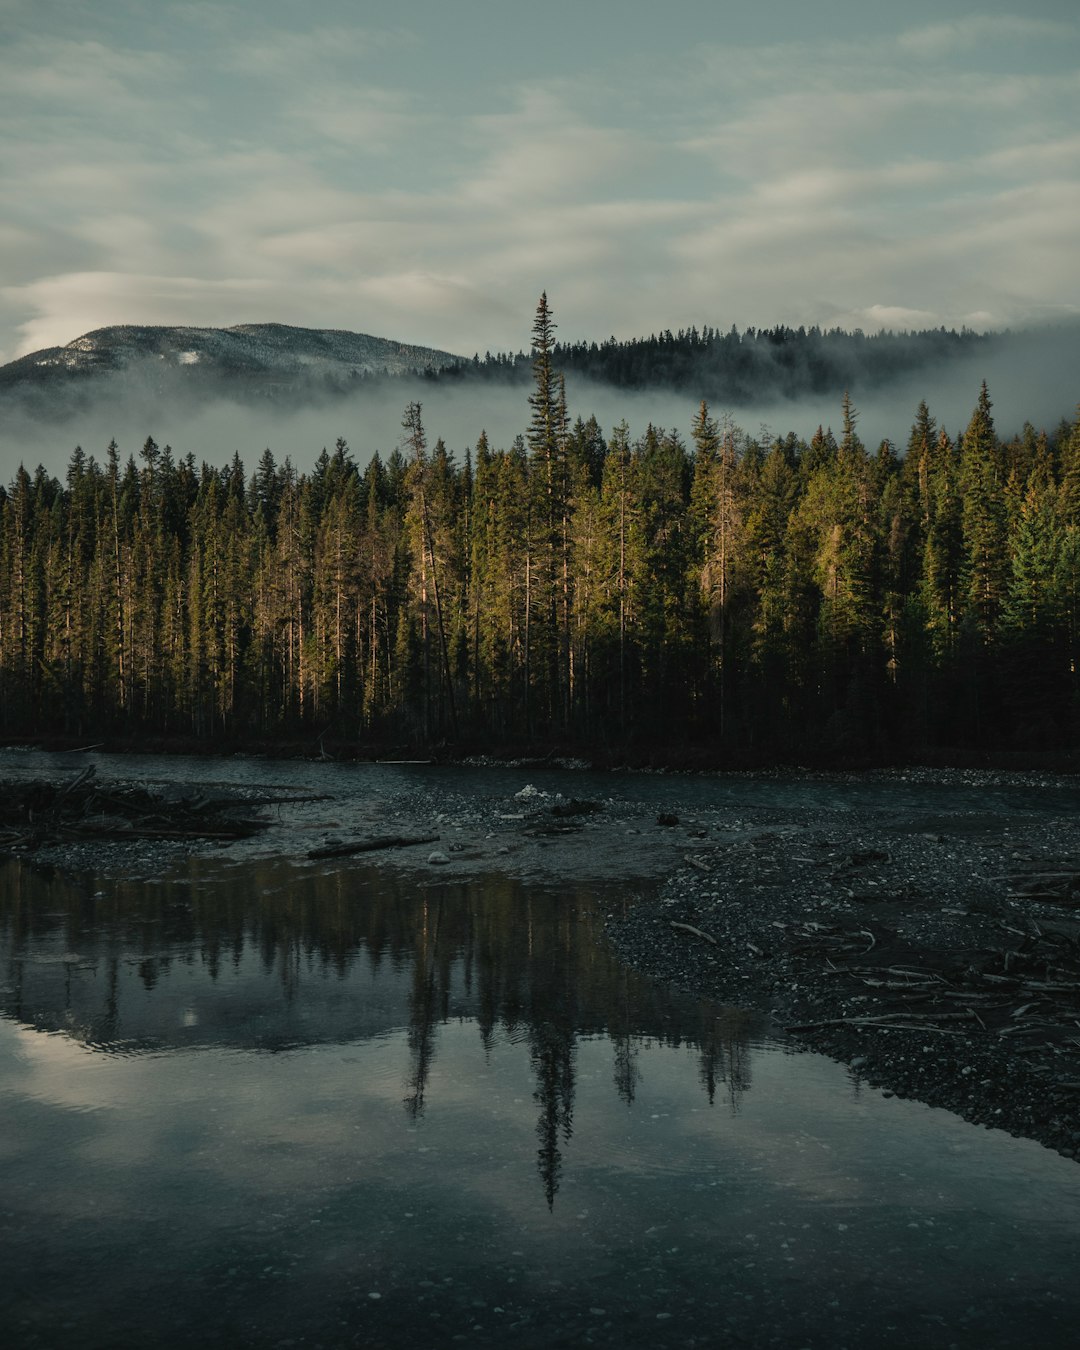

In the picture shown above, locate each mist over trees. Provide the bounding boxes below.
[452,321,997,406]
[0,296,1078,762]
[0,313,1004,429]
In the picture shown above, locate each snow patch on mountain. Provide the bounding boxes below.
[0,321,465,420]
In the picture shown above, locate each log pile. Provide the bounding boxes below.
[1006,860,1080,906]
[780,914,1080,1057]
[307,833,439,860]
[0,767,274,852]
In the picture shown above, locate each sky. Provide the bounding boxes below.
[3,0,1079,372]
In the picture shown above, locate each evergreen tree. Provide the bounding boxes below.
[401,402,458,739]
[960,382,1008,644]
[526,293,571,727]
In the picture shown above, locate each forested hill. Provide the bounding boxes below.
[1,361,1078,761]
[449,324,997,403]
[0,322,460,420]
[1,319,1004,421]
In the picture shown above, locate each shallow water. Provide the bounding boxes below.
[5,745,1080,820]
[3,758,1080,1347]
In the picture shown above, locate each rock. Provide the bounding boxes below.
[657,812,680,827]
[427,850,450,865]
[551,798,603,818]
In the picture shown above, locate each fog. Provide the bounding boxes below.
[1,326,1076,486]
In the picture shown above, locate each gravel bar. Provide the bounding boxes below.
[606,799,1080,1163]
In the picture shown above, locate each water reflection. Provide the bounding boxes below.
[5,855,1080,1347]
[0,855,757,1208]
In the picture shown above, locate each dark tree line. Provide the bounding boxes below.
[0,310,1001,428]
[1,296,1078,760]
[449,320,993,404]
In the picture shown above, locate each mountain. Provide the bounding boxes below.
[447,323,1002,403]
[4,317,1078,446]
[0,322,463,420]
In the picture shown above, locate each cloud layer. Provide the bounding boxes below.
[1,2,1078,369]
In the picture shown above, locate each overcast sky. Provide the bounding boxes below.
[2,0,1078,367]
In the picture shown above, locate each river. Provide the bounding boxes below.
[2,751,1080,1347]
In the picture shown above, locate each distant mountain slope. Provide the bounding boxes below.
[443,323,1002,404]
[0,322,463,419]
[4,317,1076,437]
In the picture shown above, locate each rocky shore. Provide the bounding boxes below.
[6,752,1080,1163]
[275,759,1080,1165]
[605,792,1080,1163]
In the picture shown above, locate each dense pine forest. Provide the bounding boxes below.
[451,320,993,404]
[1,295,1078,762]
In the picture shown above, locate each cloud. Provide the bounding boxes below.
[221,24,399,77]
[287,86,421,150]
[897,14,1075,59]
[462,86,642,207]
[853,304,942,331]
[1,36,179,109]
[1,7,1079,368]
[6,273,277,355]
[353,271,483,328]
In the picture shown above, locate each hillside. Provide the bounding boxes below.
[3,316,1076,441]
[0,322,463,420]
[447,323,1000,403]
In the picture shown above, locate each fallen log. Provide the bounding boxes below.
[57,765,96,799]
[84,822,263,841]
[846,965,947,982]
[669,920,718,946]
[308,833,439,860]
[859,978,944,991]
[1009,978,1080,994]
[789,1009,981,1031]
[787,1017,966,1035]
[684,854,713,872]
[205,792,334,809]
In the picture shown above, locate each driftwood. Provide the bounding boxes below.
[788,913,1080,1050]
[307,833,439,860]
[0,769,273,851]
[57,765,96,799]
[43,820,264,842]
[669,920,718,946]
[1005,862,1080,905]
[684,853,717,872]
[787,1016,966,1035]
[223,793,333,808]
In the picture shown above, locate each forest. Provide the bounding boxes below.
[0,295,1077,763]
[448,319,994,403]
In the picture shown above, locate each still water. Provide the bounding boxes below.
[3,756,1080,1348]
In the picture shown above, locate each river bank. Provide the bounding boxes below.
[605,796,1080,1164]
[285,758,1080,1165]
[4,751,1080,1164]
[3,729,1079,774]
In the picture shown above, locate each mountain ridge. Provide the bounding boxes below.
[0,321,464,420]
[3,317,1078,438]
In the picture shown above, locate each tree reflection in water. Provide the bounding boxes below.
[0,855,757,1206]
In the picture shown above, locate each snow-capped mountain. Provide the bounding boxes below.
[0,322,463,419]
